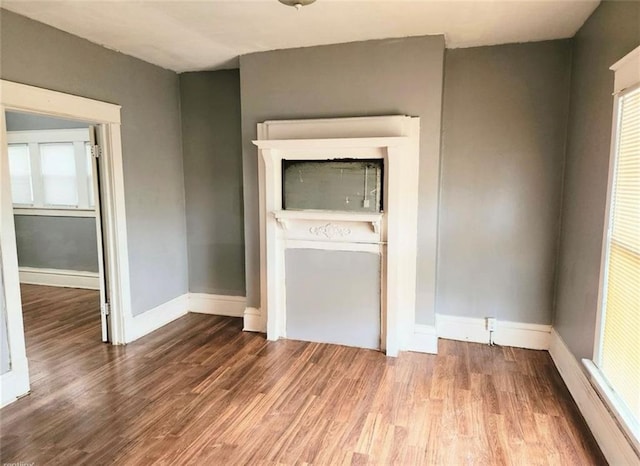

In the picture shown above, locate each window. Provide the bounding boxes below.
[590,47,640,450]
[7,144,33,205]
[6,129,94,212]
[40,143,79,207]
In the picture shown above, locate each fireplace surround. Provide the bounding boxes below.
[249,115,423,356]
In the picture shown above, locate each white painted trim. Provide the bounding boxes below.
[253,116,421,357]
[437,314,489,344]
[285,240,383,253]
[583,359,640,453]
[126,294,188,343]
[252,136,409,150]
[0,360,30,408]
[611,45,640,94]
[7,128,89,144]
[0,110,30,406]
[243,307,265,333]
[273,209,383,234]
[0,80,121,124]
[436,314,551,350]
[13,208,95,218]
[18,267,100,290]
[406,323,438,354]
[96,122,131,345]
[262,115,414,138]
[276,213,383,246]
[0,80,131,387]
[549,330,640,465]
[492,320,552,350]
[273,210,383,222]
[189,293,246,317]
[118,292,252,344]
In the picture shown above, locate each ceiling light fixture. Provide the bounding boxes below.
[278,0,316,10]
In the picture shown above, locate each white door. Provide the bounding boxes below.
[89,125,110,342]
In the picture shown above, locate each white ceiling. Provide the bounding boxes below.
[2,0,600,73]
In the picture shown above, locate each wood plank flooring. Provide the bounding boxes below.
[1,284,605,465]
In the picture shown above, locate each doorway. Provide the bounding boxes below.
[0,80,131,407]
[6,111,110,353]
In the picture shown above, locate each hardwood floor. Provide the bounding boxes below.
[1,284,605,465]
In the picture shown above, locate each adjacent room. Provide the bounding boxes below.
[0,0,638,464]
[5,110,110,396]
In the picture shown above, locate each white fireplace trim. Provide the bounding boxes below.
[250,116,421,357]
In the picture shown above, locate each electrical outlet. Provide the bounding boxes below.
[363,199,370,208]
[486,317,497,332]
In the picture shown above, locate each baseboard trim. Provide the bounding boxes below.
[406,323,438,354]
[126,293,251,343]
[19,267,100,290]
[126,293,189,343]
[243,307,265,333]
[549,329,639,465]
[1,361,30,408]
[189,293,246,317]
[436,314,551,350]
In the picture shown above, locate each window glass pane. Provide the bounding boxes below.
[40,143,78,207]
[600,87,640,424]
[8,144,33,205]
[85,143,95,208]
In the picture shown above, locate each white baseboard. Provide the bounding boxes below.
[126,293,189,343]
[243,307,265,333]
[126,293,251,343]
[549,330,639,465]
[189,293,246,317]
[19,267,100,290]
[1,360,30,408]
[436,314,551,350]
[406,323,438,354]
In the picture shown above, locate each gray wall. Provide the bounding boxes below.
[6,111,88,130]
[0,248,10,375]
[14,216,99,272]
[1,10,189,316]
[179,70,245,296]
[240,36,445,324]
[438,41,572,324]
[286,249,381,350]
[554,0,640,359]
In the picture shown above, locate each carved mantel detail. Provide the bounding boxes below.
[309,223,352,239]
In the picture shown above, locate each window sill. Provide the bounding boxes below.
[582,359,640,455]
[13,207,95,218]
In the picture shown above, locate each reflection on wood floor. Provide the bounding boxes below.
[1,284,605,465]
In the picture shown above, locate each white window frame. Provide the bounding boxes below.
[585,45,640,454]
[7,128,95,215]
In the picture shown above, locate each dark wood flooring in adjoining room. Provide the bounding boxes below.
[1,284,605,465]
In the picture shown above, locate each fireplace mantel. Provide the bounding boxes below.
[273,210,383,234]
[248,116,424,356]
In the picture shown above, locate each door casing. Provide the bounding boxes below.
[0,80,132,407]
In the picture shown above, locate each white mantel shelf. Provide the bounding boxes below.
[273,210,383,234]
[252,136,409,150]
[273,209,383,222]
